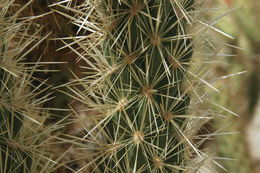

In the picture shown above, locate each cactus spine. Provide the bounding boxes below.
[0,5,32,170]
[0,58,31,173]
[0,1,61,172]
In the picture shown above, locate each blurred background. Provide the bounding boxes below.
[206,0,260,172]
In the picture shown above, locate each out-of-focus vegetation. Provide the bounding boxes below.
[210,0,260,172]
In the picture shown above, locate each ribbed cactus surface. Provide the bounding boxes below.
[79,0,196,172]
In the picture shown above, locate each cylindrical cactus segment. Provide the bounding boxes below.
[98,0,194,172]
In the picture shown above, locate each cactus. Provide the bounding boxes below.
[0,0,238,172]
[56,0,219,172]
[0,46,33,172]
[98,0,194,172]
[0,2,31,170]
[0,67,31,172]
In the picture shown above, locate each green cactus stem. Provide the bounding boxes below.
[83,0,195,172]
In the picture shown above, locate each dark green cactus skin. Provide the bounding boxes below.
[0,46,32,173]
[98,0,194,172]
